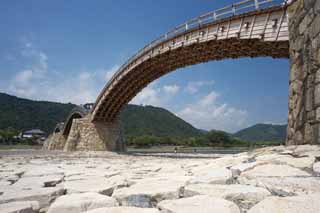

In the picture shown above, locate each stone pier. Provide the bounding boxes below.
[45,115,126,152]
[63,116,126,152]
[286,0,320,145]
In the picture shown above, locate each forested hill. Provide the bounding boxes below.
[0,93,75,132]
[0,93,203,137]
[233,123,287,142]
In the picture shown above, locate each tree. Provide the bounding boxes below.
[206,130,230,146]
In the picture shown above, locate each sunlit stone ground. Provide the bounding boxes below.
[1,145,320,213]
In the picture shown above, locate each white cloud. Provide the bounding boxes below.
[185,80,214,94]
[105,65,120,81]
[131,83,181,107]
[131,85,162,106]
[163,84,180,95]
[46,71,97,104]
[8,41,50,99]
[178,91,248,133]
[6,41,104,104]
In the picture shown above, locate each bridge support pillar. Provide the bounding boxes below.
[286,0,320,145]
[64,116,126,152]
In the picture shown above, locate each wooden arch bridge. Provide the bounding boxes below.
[45,0,320,151]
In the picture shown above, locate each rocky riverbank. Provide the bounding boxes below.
[1,145,320,212]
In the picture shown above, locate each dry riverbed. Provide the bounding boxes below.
[1,145,320,213]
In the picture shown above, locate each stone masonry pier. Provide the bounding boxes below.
[286,0,320,145]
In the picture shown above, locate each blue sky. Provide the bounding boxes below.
[0,0,289,132]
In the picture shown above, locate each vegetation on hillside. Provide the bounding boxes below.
[127,130,250,148]
[0,93,75,133]
[233,123,286,143]
[121,104,203,138]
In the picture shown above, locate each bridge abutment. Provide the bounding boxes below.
[63,115,126,152]
[287,0,320,145]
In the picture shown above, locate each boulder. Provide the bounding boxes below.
[157,195,240,213]
[0,201,39,213]
[112,178,186,208]
[248,193,320,213]
[86,207,160,213]
[184,184,270,210]
[47,192,118,213]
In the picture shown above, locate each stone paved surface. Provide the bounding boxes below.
[1,145,320,212]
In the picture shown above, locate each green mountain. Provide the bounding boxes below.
[233,123,287,142]
[121,105,202,138]
[0,93,203,137]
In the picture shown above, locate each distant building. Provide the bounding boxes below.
[20,129,46,140]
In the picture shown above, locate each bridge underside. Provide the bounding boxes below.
[93,38,289,122]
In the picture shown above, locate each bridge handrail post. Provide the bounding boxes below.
[254,0,259,9]
[232,4,236,15]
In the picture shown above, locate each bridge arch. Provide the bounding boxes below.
[62,107,89,137]
[92,2,289,122]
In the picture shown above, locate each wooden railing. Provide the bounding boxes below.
[117,0,285,74]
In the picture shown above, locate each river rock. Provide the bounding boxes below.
[157,195,240,213]
[47,192,118,213]
[248,193,320,213]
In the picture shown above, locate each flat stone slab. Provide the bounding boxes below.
[0,185,65,208]
[238,176,320,195]
[86,207,160,213]
[241,164,310,178]
[0,201,39,213]
[112,178,187,208]
[157,195,240,213]
[47,192,118,213]
[248,193,320,213]
[64,175,130,195]
[188,167,233,184]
